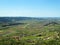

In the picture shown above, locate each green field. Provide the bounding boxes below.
[0,17,60,45]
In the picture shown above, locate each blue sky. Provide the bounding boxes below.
[0,0,60,17]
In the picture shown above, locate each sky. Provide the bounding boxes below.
[0,0,60,17]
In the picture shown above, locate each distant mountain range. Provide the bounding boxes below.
[0,17,60,23]
[0,17,33,23]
